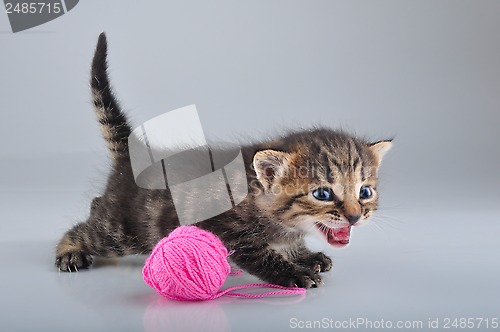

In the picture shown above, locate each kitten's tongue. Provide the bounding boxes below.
[317,224,351,245]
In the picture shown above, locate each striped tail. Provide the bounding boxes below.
[91,32,132,160]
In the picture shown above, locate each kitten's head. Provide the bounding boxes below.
[252,129,392,247]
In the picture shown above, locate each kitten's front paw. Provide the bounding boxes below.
[314,252,333,272]
[297,252,333,273]
[273,268,323,288]
[55,251,93,272]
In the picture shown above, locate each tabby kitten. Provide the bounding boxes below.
[55,33,392,288]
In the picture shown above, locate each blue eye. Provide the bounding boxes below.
[359,186,373,199]
[312,188,333,201]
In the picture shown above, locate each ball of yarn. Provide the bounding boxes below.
[142,226,231,301]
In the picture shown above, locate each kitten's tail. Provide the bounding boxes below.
[91,32,132,160]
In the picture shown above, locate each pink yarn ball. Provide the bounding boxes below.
[142,226,231,301]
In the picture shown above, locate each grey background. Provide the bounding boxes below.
[1,1,499,331]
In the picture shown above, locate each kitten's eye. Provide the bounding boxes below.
[312,188,333,201]
[359,186,373,199]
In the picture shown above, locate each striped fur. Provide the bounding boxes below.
[55,33,392,288]
[91,33,131,161]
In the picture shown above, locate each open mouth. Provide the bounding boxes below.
[315,223,351,247]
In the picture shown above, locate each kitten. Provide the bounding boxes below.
[55,33,392,288]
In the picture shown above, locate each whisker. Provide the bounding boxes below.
[365,219,386,236]
[373,212,406,225]
[377,204,411,212]
[372,217,405,232]
[368,215,406,242]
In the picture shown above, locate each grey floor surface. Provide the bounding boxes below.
[1,154,499,332]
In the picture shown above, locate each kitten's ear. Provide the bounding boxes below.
[253,150,290,190]
[368,140,393,165]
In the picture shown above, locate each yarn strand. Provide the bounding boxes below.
[215,283,306,299]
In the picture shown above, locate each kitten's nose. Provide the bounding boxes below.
[345,213,361,225]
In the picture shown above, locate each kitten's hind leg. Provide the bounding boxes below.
[55,222,95,272]
[56,197,104,272]
[55,217,132,272]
